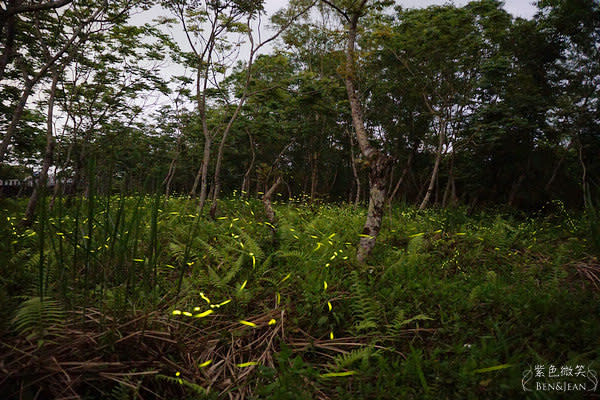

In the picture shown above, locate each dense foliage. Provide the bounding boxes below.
[1,0,599,398]
[0,0,598,210]
[1,196,599,398]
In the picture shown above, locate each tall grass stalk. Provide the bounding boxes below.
[37,185,46,301]
[84,157,96,315]
[149,191,160,304]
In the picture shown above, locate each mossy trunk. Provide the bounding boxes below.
[357,154,390,263]
[343,8,391,263]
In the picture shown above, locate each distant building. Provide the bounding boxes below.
[0,174,72,191]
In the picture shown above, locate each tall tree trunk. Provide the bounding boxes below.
[419,119,446,210]
[387,153,413,206]
[442,172,451,208]
[408,165,419,201]
[508,172,525,207]
[50,118,76,208]
[348,131,361,206]
[0,0,17,82]
[263,177,282,228]
[387,166,395,198]
[310,152,318,203]
[256,169,262,197]
[164,157,177,198]
[302,169,308,196]
[24,69,59,223]
[442,152,455,207]
[198,88,212,212]
[508,157,530,207]
[343,7,391,263]
[210,97,246,217]
[284,180,292,200]
[328,166,338,194]
[577,137,590,209]
[163,135,182,198]
[190,163,202,197]
[71,157,83,196]
[207,181,214,205]
[241,129,255,196]
[545,141,572,192]
[0,78,35,163]
[416,174,428,204]
[196,105,212,208]
[434,171,440,206]
[49,165,60,209]
[442,168,457,208]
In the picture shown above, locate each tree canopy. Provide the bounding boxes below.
[1,0,598,210]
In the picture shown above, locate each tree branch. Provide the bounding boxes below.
[3,0,73,19]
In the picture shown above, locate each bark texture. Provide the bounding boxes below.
[348,131,361,206]
[342,4,391,263]
[263,177,282,229]
[357,154,390,262]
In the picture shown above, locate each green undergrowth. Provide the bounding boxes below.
[0,195,599,399]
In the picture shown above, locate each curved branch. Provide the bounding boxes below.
[2,0,73,19]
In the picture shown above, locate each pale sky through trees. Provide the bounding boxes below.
[133,0,538,110]
[260,0,538,18]
[399,0,536,17]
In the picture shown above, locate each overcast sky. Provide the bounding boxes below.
[398,0,537,17]
[133,0,539,110]
[260,0,538,18]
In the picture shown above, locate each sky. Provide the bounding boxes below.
[260,0,538,18]
[132,0,539,110]
[399,0,537,18]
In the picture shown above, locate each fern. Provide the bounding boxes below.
[167,240,186,261]
[196,237,224,262]
[220,254,244,286]
[237,228,264,261]
[387,310,433,337]
[275,249,309,260]
[206,265,226,288]
[258,253,274,274]
[10,248,34,267]
[12,296,65,340]
[23,251,40,272]
[333,346,375,369]
[109,383,133,400]
[349,271,379,333]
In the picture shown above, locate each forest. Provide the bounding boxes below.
[0,0,599,399]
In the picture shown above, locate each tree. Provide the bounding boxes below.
[23,5,170,208]
[323,0,392,262]
[0,0,73,81]
[537,0,600,208]
[0,1,111,163]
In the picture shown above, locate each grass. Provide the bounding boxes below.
[0,194,599,399]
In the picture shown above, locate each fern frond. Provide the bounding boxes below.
[387,310,433,337]
[12,296,65,340]
[167,240,186,261]
[196,237,223,261]
[221,254,244,286]
[238,229,264,261]
[333,346,375,369]
[349,271,380,333]
[206,265,226,288]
